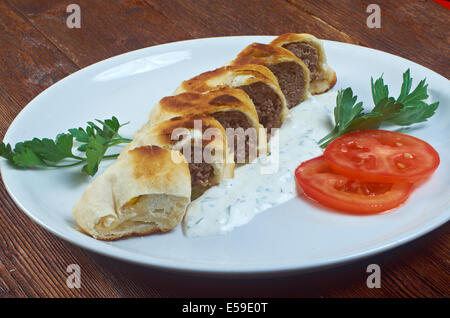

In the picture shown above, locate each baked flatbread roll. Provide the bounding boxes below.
[271,33,336,95]
[72,145,191,240]
[127,115,234,199]
[150,87,268,164]
[230,43,310,108]
[175,64,289,132]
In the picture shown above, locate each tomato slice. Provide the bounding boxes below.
[324,130,440,183]
[295,156,413,214]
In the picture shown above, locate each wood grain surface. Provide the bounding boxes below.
[0,0,448,298]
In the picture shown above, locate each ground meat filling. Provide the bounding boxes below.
[212,111,255,163]
[282,42,321,81]
[239,82,283,132]
[188,162,214,188]
[267,62,306,108]
[181,145,214,188]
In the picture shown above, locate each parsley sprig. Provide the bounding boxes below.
[319,69,439,148]
[0,116,131,176]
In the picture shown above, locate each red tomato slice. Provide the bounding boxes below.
[295,156,413,214]
[324,130,440,183]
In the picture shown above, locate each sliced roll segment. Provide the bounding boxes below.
[150,87,268,164]
[72,145,191,240]
[271,33,336,95]
[176,64,289,132]
[230,43,310,108]
[127,115,234,199]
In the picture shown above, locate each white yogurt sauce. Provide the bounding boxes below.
[183,91,337,237]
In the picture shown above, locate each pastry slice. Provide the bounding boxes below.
[128,115,234,199]
[230,43,310,108]
[271,33,336,94]
[72,145,191,240]
[176,64,289,132]
[150,87,268,164]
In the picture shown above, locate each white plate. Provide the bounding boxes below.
[1,36,449,275]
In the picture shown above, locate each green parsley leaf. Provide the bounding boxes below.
[20,134,74,163]
[82,135,108,176]
[1,116,131,176]
[397,69,429,106]
[388,101,439,126]
[346,98,404,132]
[371,75,389,105]
[318,88,363,147]
[12,147,46,168]
[0,142,14,162]
[319,69,439,148]
[68,127,91,143]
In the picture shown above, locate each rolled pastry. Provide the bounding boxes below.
[230,43,310,108]
[72,145,191,240]
[150,87,268,163]
[270,33,336,95]
[127,115,235,199]
[175,64,289,132]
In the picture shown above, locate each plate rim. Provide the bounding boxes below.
[1,35,449,275]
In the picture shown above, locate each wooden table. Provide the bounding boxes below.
[0,0,448,298]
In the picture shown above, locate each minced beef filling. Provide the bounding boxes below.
[282,42,321,81]
[212,111,255,163]
[181,145,214,188]
[188,162,214,187]
[239,82,282,132]
[268,62,306,108]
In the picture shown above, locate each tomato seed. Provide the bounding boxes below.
[404,153,413,159]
